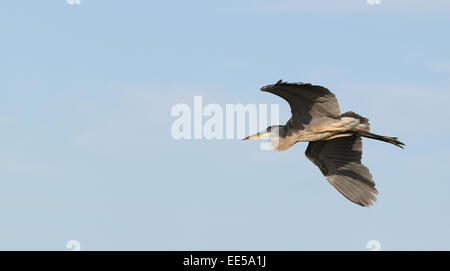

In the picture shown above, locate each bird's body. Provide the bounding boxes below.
[267,114,369,151]
[243,80,404,207]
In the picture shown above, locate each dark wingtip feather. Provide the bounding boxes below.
[260,80,311,91]
[260,79,283,91]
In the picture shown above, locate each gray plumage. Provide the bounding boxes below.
[243,80,404,207]
[305,136,377,207]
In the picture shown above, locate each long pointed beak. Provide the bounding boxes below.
[242,132,269,141]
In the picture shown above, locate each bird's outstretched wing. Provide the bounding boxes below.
[305,136,377,207]
[261,80,340,128]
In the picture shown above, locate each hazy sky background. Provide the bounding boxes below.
[1,0,450,250]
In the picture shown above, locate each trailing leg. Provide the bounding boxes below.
[355,129,405,148]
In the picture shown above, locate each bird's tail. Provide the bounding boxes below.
[341,111,370,131]
[355,129,405,148]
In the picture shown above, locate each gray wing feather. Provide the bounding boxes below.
[261,80,340,128]
[305,136,377,207]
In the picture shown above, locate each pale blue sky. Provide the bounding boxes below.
[1,1,450,250]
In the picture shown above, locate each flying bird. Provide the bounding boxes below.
[243,80,404,207]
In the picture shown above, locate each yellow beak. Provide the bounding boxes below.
[242,132,268,141]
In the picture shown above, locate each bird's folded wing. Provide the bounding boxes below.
[305,136,377,207]
[261,81,341,128]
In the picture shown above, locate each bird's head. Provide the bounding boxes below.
[242,125,287,150]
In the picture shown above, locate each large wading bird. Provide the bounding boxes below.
[243,80,404,207]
